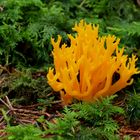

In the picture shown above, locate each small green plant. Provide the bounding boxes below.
[72,96,124,125]
[0,68,54,106]
[125,91,140,129]
[71,96,124,140]
[44,95,124,140]
[46,107,79,137]
[4,125,44,140]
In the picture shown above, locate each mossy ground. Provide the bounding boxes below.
[0,69,140,139]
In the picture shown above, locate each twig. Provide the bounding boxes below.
[51,100,62,104]
[0,65,10,75]
[0,95,62,133]
[16,118,36,124]
[137,0,140,6]
[0,132,6,138]
[0,98,10,109]
[120,128,140,136]
[5,96,14,110]
[79,0,86,8]
[15,103,43,109]
[0,110,10,122]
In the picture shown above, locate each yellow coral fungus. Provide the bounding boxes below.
[47,20,140,105]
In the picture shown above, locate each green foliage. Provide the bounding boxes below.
[46,107,79,136]
[44,96,124,140]
[0,0,140,67]
[71,96,124,140]
[11,70,37,89]
[10,72,40,104]
[108,22,140,37]
[72,96,124,125]
[134,78,140,92]
[0,69,54,105]
[0,0,73,66]
[5,125,44,140]
[125,92,140,128]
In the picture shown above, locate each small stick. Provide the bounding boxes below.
[5,96,14,110]
[120,128,140,135]
[0,98,10,109]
